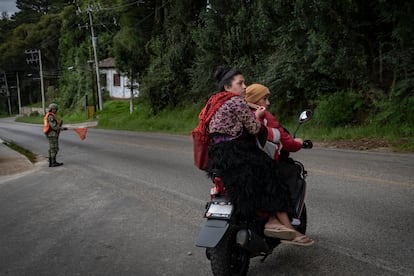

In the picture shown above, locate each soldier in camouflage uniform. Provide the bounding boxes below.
[43,103,67,167]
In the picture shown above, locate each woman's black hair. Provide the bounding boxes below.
[214,66,242,91]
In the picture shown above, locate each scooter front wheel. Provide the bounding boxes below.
[210,227,250,276]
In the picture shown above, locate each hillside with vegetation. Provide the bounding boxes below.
[1,0,413,151]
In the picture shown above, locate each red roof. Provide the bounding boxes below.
[99,57,116,68]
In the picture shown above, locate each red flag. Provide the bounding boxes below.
[74,128,87,140]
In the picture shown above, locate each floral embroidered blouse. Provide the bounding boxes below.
[209,96,261,137]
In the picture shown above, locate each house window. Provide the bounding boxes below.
[113,73,120,86]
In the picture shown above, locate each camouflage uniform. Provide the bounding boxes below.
[44,103,64,167]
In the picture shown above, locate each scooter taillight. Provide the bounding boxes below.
[210,176,226,199]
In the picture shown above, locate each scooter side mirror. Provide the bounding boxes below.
[293,110,313,138]
[298,110,312,124]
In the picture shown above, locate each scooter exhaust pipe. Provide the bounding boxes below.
[236,229,269,257]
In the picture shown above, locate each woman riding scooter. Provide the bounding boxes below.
[245,83,314,246]
[202,66,297,240]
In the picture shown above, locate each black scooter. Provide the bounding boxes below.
[196,110,313,276]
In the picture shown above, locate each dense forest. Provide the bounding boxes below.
[0,0,413,133]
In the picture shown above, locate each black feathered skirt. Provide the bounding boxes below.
[207,138,292,218]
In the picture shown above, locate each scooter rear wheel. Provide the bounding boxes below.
[210,227,250,276]
[293,203,307,234]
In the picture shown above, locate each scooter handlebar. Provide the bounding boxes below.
[302,140,313,149]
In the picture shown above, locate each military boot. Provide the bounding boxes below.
[50,158,63,167]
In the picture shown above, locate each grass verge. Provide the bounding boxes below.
[15,110,95,125]
[97,100,201,134]
[3,141,37,163]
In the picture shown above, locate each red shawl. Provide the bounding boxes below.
[192,91,239,141]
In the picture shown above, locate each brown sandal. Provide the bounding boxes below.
[263,224,296,240]
[280,235,314,246]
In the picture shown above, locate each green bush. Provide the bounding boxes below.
[373,82,414,137]
[314,91,364,127]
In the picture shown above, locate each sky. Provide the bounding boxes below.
[0,0,19,16]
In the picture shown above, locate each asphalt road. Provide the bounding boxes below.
[0,118,413,276]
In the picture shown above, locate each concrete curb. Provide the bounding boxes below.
[0,139,34,176]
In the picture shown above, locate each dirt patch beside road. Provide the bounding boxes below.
[315,138,394,152]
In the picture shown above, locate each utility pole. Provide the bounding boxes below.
[38,50,45,114]
[87,5,103,111]
[2,71,11,116]
[25,49,45,114]
[16,72,21,115]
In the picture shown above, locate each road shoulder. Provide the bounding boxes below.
[0,139,33,176]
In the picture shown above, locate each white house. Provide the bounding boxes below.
[99,57,139,99]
